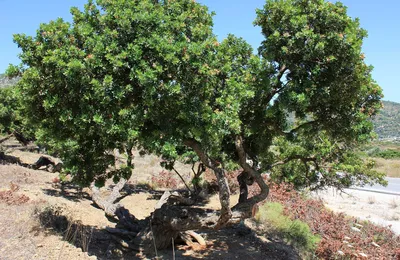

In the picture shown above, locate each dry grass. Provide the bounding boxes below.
[389,199,399,209]
[33,205,93,252]
[373,157,400,177]
[367,196,376,204]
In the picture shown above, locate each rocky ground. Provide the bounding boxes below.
[0,137,299,260]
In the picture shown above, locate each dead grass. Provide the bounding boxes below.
[389,198,399,209]
[373,157,400,177]
[33,205,93,252]
[367,196,376,204]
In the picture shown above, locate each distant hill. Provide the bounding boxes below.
[0,74,19,89]
[372,101,400,140]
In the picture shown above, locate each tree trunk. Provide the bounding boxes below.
[89,136,271,253]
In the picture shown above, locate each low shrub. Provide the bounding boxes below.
[374,149,400,159]
[256,202,320,255]
[151,170,178,189]
[0,183,30,205]
[257,183,400,259]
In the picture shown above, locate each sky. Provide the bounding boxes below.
[0,0,399,102]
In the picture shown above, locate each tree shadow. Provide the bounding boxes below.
[32,204,300,260]
[155,225,300,260]
[42,182,91,202]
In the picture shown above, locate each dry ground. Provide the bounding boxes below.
[312,188,400,234]
[373,157,400,178]
[0,140,299,260]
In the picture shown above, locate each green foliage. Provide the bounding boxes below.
[0,84,34,139]
[0,87,17,134]
[8,0,385,189]
[370,149,400,159]
[270,131,387,189]
[256,202,320,252]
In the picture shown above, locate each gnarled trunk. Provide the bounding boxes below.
[90,136,270,253]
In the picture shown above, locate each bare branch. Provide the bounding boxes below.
[172,166,192,193]
[184,139,216,169]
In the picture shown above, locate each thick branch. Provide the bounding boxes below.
[0,134,13,144]
[184,139,216,169]
[91,178,127,217]
[234,136,269,206]
[184,138,232,228]
[277,64,287,82]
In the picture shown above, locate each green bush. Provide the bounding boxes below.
[366,147,400,159]
[374,149,400,159]
[256,202,320,253]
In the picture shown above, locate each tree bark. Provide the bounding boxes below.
[88,137,271,253]
[233,136,269,213]
[184,139,232,228]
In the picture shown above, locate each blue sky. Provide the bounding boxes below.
[1,0,399,102]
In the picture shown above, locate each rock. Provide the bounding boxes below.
[344,236,351,240]
[354,223,363,228]
[337,250,345,256]
[359,252,368,258]
[351,227,361,232]
[343,240,349,244]
[371,242,380,248]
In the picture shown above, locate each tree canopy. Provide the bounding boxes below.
[6,0,385,229]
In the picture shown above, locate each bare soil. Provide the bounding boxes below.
[0,139,299,260]
[312,188,400,234]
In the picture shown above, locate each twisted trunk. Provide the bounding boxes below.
[90,136,270,253]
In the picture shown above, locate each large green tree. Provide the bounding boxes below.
[7,0,385,252]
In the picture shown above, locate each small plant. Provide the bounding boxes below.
[151,170,178,189]
[256,202,320,254]
[367,196,376,204]
[389,199,398,209]
[0,183,29,205]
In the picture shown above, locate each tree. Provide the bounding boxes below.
[0,83,35,145]
[7,0,385,253]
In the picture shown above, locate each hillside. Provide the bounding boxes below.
[372,101,400,140]
[0,74,19,89]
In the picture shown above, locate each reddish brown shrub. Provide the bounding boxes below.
[253,182,400,259]
[0,189,30,205]
[151,170,178,189]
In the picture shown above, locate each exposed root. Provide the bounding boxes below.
[180,231,206,246]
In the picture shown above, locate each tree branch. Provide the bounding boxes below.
[0,134,13,144]
[184,138,232,228]
[269,155,317,169]
[287,120,319,135]
[277,64,287,83]
[234,136,269,206]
